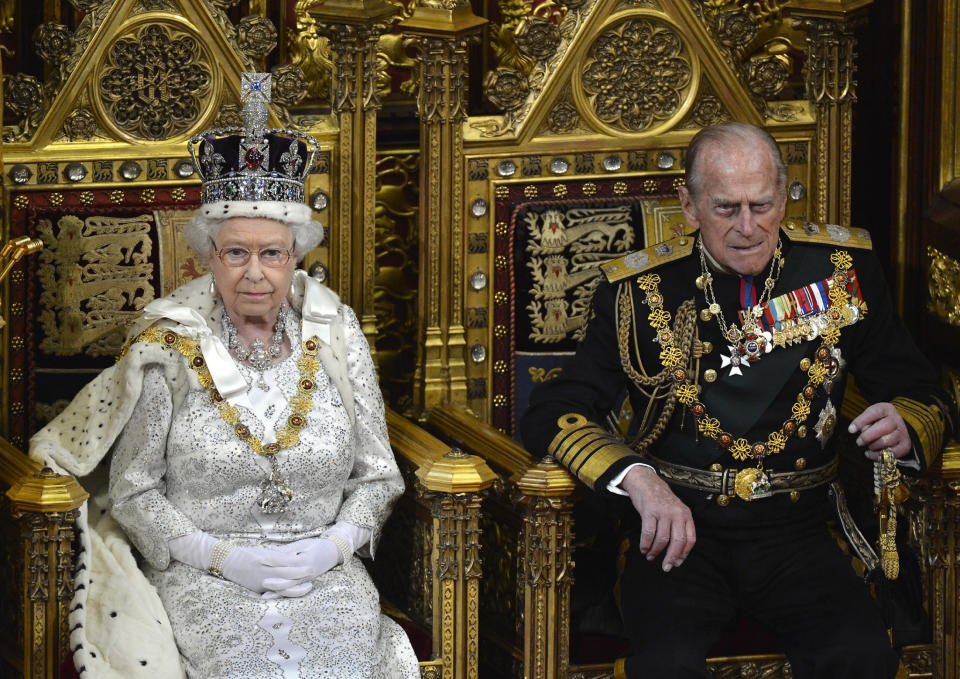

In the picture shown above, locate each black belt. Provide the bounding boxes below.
[649,456,839,502]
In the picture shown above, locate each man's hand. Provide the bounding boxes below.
[848,402,911,460]
[620,465,696,572]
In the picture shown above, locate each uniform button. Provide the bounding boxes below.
[797,425,808,438]
[795,458,807,470]
[704,369,718,383]
[710,463,722,471]
[800,358,811,371]
[700,309,713,322]
[717,495,731,507]
[790,491,800,502]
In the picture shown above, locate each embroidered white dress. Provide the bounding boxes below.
[31,273,419,679]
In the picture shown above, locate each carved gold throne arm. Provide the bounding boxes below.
[428,404,577,679]
[385,407,496,679]
[2,443,88,679]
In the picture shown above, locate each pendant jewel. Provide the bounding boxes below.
[720,346,749,376]
[223,301,288,391]
[734,467,772,501]
[257,455,293,513]
[697,235,783,369]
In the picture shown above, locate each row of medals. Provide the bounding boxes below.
[695,273,855,377]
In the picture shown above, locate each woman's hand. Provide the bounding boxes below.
[168,530,343,598]
[220,546,316,595]
[260,538,342,598]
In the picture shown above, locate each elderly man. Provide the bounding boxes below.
[519,122,954,678]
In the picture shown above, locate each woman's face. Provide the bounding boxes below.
[208,217,296,324]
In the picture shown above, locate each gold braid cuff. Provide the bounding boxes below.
[547,414,637,490]
[891,397,946,467]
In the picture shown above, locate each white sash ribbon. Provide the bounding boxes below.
[298,273,334,345]
[141,299,253,409]
[296,272,355,424]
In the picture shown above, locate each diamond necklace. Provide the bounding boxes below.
[697,236,783,376]
[222,301,288,390]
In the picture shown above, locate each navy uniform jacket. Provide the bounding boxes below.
[519,222,955,530]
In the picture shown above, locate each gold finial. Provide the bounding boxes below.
[515,456,577,497]
[416,448,496,493]
[6,466,88,513]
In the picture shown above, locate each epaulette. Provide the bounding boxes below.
[781,219,873,250]
[601,232,696,283]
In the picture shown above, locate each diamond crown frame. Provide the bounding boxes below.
[187,73,319,206]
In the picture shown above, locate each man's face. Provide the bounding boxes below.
[678,139,786,276]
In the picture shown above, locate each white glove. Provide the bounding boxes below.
[220,545,315,594]
[168,530,217,570]
[168,530,313,595]
[262,538,342,598]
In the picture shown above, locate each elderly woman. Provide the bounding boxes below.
[30,74,418,679]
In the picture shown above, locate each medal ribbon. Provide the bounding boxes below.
[738,269,862,332]
[740,275,757,312]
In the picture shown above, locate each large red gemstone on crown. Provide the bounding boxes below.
[245,147,264,170]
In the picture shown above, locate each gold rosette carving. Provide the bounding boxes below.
[576,14,697,135]
[96,22,214,141]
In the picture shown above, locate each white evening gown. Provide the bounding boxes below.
[108,305,419,679]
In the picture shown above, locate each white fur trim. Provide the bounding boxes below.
[197,200,314,227]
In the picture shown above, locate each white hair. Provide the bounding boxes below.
[184,209,323,263]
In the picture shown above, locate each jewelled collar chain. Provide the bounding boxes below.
[129,325,324,513]
[629,250,855,498]
[697,235,783,349]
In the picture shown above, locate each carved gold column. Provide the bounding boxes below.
[5,460,88,679]
[310,0,397,349]
[516,457,577,679]
[915,445,960,679]
[418,448,496,679]
[401,4,485,412]
[792,1,873,227]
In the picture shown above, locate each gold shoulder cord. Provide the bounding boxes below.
[616,275,698,451]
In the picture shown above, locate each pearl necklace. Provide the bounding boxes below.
[222,301,288,390]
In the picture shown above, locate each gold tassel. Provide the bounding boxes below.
[877,449,902,580]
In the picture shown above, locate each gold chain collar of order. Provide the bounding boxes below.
[628,250,854,500]
[128,327,322,456]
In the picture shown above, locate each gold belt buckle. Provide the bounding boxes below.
[734,467,772,501]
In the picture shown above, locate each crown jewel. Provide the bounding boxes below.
[189,73,318,206]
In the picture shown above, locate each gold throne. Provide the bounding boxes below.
[400,0,960,677]
[0,2,492,678]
